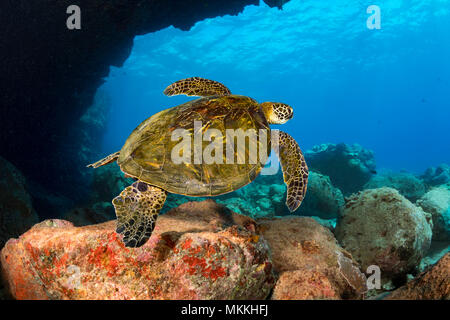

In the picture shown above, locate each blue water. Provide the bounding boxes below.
[99,0,450,174]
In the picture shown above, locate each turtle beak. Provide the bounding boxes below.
[287,107,293,120]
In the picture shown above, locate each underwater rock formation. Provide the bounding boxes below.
[218,196,277,219]
[335,188,433,288]
[272,270,342,300]
[204,171,342,222]
[364,171,426,202]
[305,143,376,195]
[90,164,134,204]
[417,186,450,241]
[163,170,344,222]
[0,157,39,250]
[0,0,289,203]
[421,164,450,187]
[162,173,286,218]
[418,241,450,273]
[219,173,286,217]
[85,149,344,222]
[298,171,344,220]
[88,165,284,218]
[25,180,75,222]
[257,217,367,299]
[61,202,116,227]
[386,253,449,300]
[0,200,274,300]
[309,216,336,230]
[69,89,112,199]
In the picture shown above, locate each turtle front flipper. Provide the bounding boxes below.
[112,182,167,248]
[272,130,309,212]
[163,77,231,97]
[87,151,120,168]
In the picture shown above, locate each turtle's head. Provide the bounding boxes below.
[260,102,293,124]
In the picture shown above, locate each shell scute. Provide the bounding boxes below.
[118,95,270,196]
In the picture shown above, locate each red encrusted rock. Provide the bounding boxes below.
[385,253,450,300]
[257,216,367,300]
[0,200,274,300]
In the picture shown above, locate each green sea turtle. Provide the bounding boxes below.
[88,77,308,247]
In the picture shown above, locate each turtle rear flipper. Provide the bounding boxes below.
[164,77,231,97]
[87,151,120,168]
[272,130,309,212]
[113,182,167,248]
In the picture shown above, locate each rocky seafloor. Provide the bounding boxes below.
[0,143,449,300]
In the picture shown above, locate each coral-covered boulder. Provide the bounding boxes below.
[298,171,344,220]
[335,188,433,287]
[272,270,341,300]
[217,196,276,219]
[421,164,450,187]
[257,217,367,299]
[162,174,286,218]
[163,174,286,219]
[417,186,450,241]
[0,157,39,249]
[364,171,426,202]
[386,253,450,300]
[220,174,286,219]
[199,171,344,221]
[305,143,376,195]
[167,171,342,221]
[0,200,274,300]
[147,174,285,218]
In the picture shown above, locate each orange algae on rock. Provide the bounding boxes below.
[0,200,274,300]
